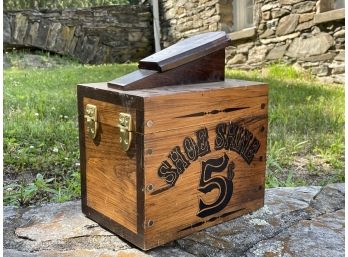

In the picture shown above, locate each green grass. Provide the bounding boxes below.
[4,58,344,206]
[4,60,138,206]
[226,64,345,187]
[5,0,131,11]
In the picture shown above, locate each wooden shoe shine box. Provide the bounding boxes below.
[77,32,268,250]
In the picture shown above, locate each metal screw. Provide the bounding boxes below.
[146,120,154,128]
[148,220,154,227]
[146,184,154,192]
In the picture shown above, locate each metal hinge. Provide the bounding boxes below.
[117,113,133,152]
[84,104,98,139]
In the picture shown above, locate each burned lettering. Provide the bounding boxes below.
[157,123,261,189]
[196,128,211,156]
[215,123,226,150]
[244,138,261,164]
[183,137,199,161]
[168,146,190,174]
[225,122,238,151]
[158,161,180,186]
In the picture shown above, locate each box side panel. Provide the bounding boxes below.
[83,97,138,232]
[143,84,268,249]
[77,85,145,248]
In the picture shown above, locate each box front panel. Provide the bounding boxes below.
[143,84,268,248]
[82,97,138,233]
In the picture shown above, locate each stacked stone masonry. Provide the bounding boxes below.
[3,1,345,83]
[160,0,345,83]
[159,0,223,48]
[3,5,154,64]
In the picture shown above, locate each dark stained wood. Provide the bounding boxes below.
[108,49,226,91]
[81,79,266,99]
[135,109,145,236]
[138,31,231,72]
[77,87,87,209]
[77,84,145,110]
[108,31,232,91]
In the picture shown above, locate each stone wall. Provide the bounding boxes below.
[159,0,222,48]
[3,1,345,82]
[160,0,345,83]
[3,5,153,64]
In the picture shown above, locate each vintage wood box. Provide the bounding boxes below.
[77,32,268,250]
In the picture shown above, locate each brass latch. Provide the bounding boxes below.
[84,104,98,139]
[118,113,133,152]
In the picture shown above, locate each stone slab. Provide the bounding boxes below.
[276,14,300,36]
[227,53,247,65]
[314,9,345,25]
[260,32,300,44]
[246,209,345,257]
[292,1,316,14]
[334,51,345,61]
[266,44,288,60]
[4,184,345,257]
[286,32,334,58]
[229,27,256,41]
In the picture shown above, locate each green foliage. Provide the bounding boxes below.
[4,172,81,206]
[4,53,138,206]
[226,64,345,188]
[4,59,138,172]
[4,0,135,10]
[3,54,344,206]
[265,171,307,188]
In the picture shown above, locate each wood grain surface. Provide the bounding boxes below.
[109,32,230,90]
[79,81,268,250]
[143,84,267,134]
[142,111,267,248]
[108,49,225,91]
[83,97,138,233]
[138,31,231,72]
[141,82,267,248]
[81,79,265,99]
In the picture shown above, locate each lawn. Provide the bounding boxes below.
[226,67,344,187]
[3,53,345,206]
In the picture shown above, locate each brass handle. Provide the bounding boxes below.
[118,113,133,152]
[84,104,98,139]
